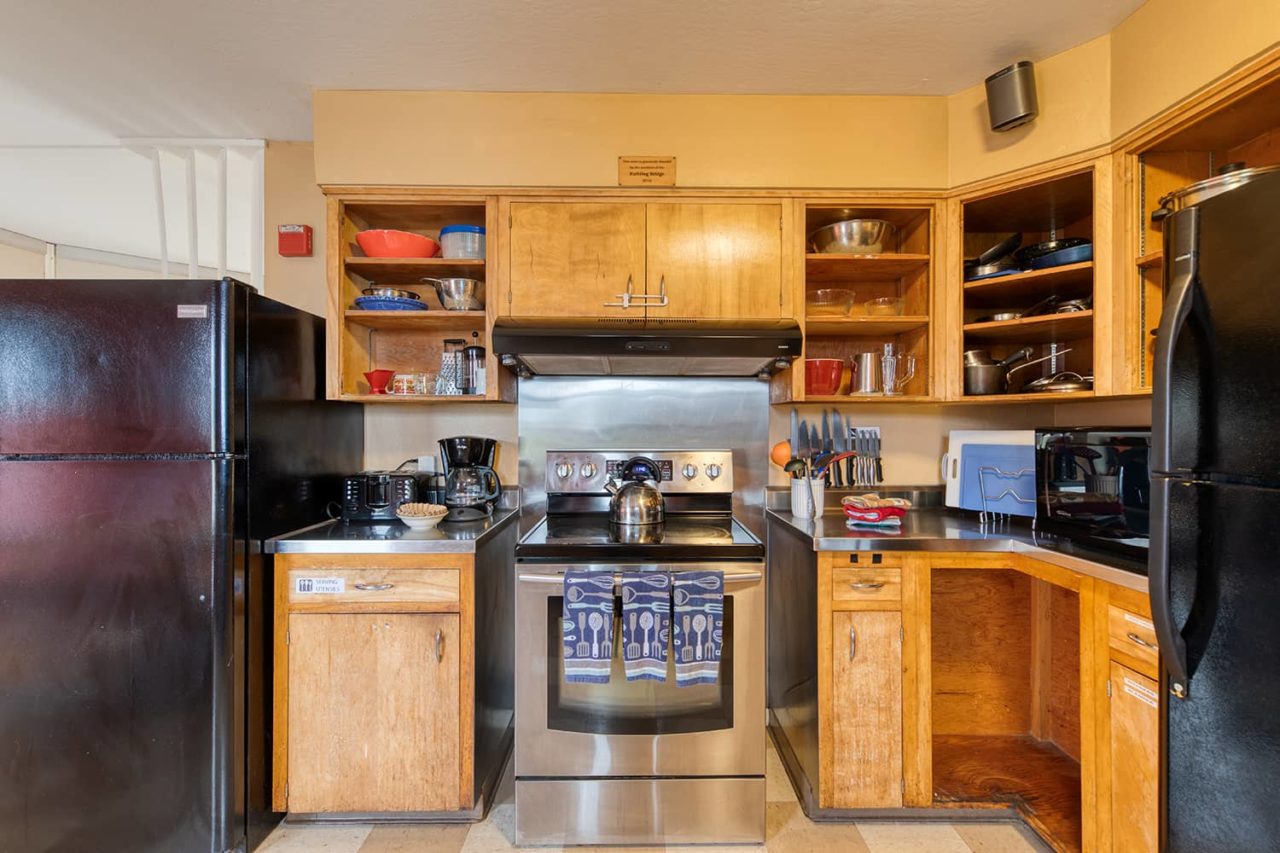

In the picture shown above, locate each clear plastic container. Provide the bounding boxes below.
[439,225,486,260]
[806,288,855,316]
[865,296,905,316]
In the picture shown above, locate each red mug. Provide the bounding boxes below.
[363,369,396,395]
[804,359,843,396]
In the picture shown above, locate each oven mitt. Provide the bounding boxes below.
[621,571,671,681]
[672,570,724,687]
[844,505,907,527]
[562,570,615,684]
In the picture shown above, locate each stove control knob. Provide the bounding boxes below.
[554,460,574,480]
[681,463,698,480]
[705,463,722,480]
[580,462,597,479]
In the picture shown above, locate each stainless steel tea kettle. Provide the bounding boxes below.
[605,456,665,525]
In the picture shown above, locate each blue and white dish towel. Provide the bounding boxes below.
[672,570,724,686]
[621,571,671,681]
[562,570,615,684]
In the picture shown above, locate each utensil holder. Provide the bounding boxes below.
[790,477,826,519]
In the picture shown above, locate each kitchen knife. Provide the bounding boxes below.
[843,414,855,488]
[820,410,833,486]
[875,430,884,484]
[809,424,821,470]
[797,418,810,461]
[831,412,844,488]
[789,408,799,460]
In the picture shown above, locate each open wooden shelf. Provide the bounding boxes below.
[953,390,1096,405]
[344,256,485,284]
[1136,251,1163,270]
[338,393,504,404]
[796,394,937,405]
[963,263,1094,307]
[805,253,929,282]
[804,315,930,336]
[934,734,1082,853]
[963,311,1094,344]
[343,310,486,331]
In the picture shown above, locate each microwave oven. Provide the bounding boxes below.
[1033,428,1151,560]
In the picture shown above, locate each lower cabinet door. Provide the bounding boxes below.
[287,612,461,813]
[1108,661,1159,852]
[831,610,903,808]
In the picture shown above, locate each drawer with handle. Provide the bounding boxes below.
[1108,604,1159,671]
[832,567,902,608]
[286,568,460,611]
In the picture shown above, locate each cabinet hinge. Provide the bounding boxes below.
[284,783,288,801]
[900,778,905,794]
[1106,679,1112,698]
[508,211,512,228]
[285,630,290,647]
[900,626,905,643]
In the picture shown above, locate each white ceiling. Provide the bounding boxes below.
[0,0,1142,265]
[0,0,1144,144]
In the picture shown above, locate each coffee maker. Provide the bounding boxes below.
[438,436,502,522]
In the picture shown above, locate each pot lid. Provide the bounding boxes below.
[1158,164,1280,212]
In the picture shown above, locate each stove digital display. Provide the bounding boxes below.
[605,459,673,481]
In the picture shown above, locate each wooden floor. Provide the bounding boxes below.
[262,735,1049,852]
[933,734,1082,853]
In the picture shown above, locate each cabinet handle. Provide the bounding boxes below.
[849,625,857,660]
[435,628,445,663]
[849,581,885,591]
[354,582,393,591]
[650,275,669,307]
[1126,631,1157,650]
[603,274,637,309]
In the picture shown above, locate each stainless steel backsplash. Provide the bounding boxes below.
[517,377,770,536]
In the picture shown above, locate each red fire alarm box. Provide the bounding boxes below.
[277,224,312,257]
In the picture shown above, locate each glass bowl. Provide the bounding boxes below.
[865,296,905,316]
[806,288,855,316]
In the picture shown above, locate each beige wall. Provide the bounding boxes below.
[948,35,1113,187]
[0,241,45,277]
[264,141,328,316]
[314,91,950,189]
[1111,0,1280,136]
[362,403,520,482]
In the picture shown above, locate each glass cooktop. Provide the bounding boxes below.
[516,513,764,561]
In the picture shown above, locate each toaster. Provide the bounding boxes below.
[341,472,418,521]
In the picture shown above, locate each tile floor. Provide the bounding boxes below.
[261,738,1047,852]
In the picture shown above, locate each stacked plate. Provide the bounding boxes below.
[354,286,428,311]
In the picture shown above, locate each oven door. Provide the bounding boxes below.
[515,562,765,779]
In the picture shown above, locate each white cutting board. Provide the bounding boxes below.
[942,429,1035,508]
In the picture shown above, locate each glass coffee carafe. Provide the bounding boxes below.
[438,435,501,521]
[880,343,917,396]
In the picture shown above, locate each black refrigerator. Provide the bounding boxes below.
[1150,168,1280,851]
[0,279,362,853]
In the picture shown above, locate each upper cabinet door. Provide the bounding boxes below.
[645,203,784,321]
[507,202,646,319]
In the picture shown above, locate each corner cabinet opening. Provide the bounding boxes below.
[326,193,516,403]
[930,568,1083,852]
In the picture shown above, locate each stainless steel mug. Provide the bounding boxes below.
[852,353,880,395]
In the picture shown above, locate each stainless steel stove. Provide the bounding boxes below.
[514,450,765,846]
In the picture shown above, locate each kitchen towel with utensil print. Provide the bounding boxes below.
[562,570,615,684]
[672,570,724,686]
[621,571,671,681]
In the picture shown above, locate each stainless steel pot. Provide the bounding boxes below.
[420,277,484,310]
[604,457,665,525]
[963,346,1032,395]
[1024,371,1094,393]
[363,285,420,300]
[1153,163,1280,221]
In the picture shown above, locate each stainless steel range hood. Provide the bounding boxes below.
[492,321,803,377]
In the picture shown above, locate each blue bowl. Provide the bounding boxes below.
[353,296,428,311]
[1029,243,1093,270]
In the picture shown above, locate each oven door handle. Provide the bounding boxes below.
[518,570,763,587]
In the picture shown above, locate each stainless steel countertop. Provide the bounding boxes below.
[766,507,1149,593]
[267,507,520,554]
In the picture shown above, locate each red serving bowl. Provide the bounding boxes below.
[804,358,843,396]
[356,229,440,258]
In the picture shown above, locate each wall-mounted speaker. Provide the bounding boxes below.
[985,61,1038,132]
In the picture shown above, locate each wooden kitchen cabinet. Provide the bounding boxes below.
[501,198,784,322]
[506,201,646,319]
[829,610,903,808]
[286,612,461,813]
[645,202,783,320]
[273,552,481,816]
[1106,662,1159,853]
